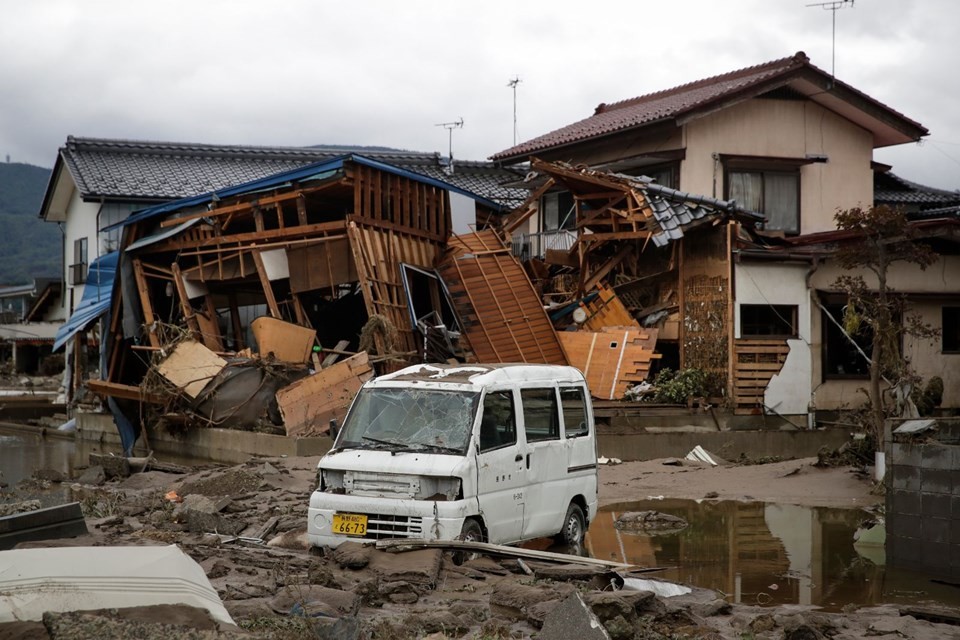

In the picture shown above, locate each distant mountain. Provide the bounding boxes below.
[0,162,59,285]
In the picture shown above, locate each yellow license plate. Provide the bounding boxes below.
[332,513,368,536]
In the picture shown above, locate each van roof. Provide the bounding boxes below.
[373,363,585,387]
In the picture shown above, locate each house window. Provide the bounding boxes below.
[521,388,560,442]
[727,168,800,234]
[943,307,960,353]
[740,304,798,338]
[822,303,872,378]
[70,237,88,285]
[542,191,576,232]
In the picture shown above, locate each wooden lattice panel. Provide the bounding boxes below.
[733,338,790,414]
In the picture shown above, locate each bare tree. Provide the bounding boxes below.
[831,205,938,447]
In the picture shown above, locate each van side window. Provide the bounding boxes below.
[479,391,517,452]
[521,388,559,442]
[560,387,589,438]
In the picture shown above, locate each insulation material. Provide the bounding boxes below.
[276,352,373,437]
[439,230,567,366]
[156,340,227,398]
[558,327,659,400]
[251,316,316,364]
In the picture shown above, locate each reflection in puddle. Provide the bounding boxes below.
[585,499,960,612]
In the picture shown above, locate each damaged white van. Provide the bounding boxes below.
[307,363,598,549]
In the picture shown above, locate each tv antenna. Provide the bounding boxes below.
[806,0,854,77]
[435,118,464,164]
[507,76,522,146]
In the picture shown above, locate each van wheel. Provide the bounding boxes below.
[557,503,585,546]
[453,518,484,565]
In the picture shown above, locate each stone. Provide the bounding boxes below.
[270,585,359,617]
[174,495,243,535]
[0,500,41,517]
[331,541,373,569]
[585,589,664,618]
[89,453,131,479]
[378,580,419,603]
[314,616,360,640]
[691,598,732,617]
[539,592,611,640]
[33,468,65,483]
[532,563,609,582]
[615,511,688,534]
[368,548,442,585]
[76,466,106,486]
[749,613,777,633]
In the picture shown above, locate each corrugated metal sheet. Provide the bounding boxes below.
[438,230,567,366]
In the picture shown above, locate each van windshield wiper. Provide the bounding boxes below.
[361,435,407,450]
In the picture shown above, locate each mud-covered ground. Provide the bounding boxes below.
[2,455,956,640]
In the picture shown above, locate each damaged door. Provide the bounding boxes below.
[475,388,525,543]
[518,386,568,539]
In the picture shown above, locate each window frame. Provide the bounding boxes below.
[560,386,590,439]
[943,306,960,354]
[478,389,518,453]
[520,387,560,443]
[723,156,805,235]
[740,304,799,339]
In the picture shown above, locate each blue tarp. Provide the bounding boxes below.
[53,251,118,351]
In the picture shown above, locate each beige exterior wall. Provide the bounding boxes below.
[807,256,960,409]
[681,98,874,234]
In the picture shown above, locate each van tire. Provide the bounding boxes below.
[557,503,585,546]
[453,518,484,565]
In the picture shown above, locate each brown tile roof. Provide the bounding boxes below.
[492,51,926,162]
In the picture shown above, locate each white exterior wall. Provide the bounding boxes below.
[449,192,476,235]
[735,262,812,415]
[63,191,100,316]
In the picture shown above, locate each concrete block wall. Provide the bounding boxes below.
[886,419,960,579]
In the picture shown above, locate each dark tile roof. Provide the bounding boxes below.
[873,171,960,208]
[58,136,527,208]
[492,51,926,162]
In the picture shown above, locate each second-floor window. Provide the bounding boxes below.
[728,169,800,234]
[542,191,576,232]
[71,237,88,285]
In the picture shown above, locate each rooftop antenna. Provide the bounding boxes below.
[507,76,522,146]
[806,0,854,77]
[435,118,464,174]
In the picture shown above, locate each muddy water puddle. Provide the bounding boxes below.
[585,498,960,612]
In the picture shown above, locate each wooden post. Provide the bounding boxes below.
[228,292,245,350]
[171,263,202,340]
[131,258,160,347]
[252,250,281,318]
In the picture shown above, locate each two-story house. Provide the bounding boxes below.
[492,51,959,417]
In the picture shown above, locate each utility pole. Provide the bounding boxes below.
[507,76,521,146]
[806,0,854,77]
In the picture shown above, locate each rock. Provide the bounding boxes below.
[270,585,359,617]
[0,500,41,517]
[89,453,131,479]
[266,529,309,550]
[532,563,609,582]
[33,468,65,483]
[490,581,569,623]
[614,510,688,534]
[332,541,373,569]
[585,590,665,620]
[0,619,48,640]
[749,613,777,633]
[76,465,106,486]
[525,598,562,628]
[703,491,719,499]
[662,458,683,466]
[409,611,469,636]
[690,598,732,617]
[378,580,419,604]
[539,592,611,640]
[174,494,243,535]
[314,616,360,640]
[368,548,442,585]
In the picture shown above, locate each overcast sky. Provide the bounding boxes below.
[2,0,958,189]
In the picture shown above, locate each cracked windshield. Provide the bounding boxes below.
[338,388,479,453]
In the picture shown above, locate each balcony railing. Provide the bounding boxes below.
[69,262,88,285]
[511,229,577,260]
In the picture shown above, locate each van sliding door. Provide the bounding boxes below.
[475,389,525,543]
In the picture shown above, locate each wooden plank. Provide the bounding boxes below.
[199,296,224,351]
[250,316,316,364]
[86,379,166,404]
[252,250,281,318]
[275,352,373,437]
[131,258,160,348]
[559,327,660,400]
[376,538,635,570]
[170,263,202,341]
[156,340,227,398]
[288,238,357,293]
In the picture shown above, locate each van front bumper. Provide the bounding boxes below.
[307,491,475,549]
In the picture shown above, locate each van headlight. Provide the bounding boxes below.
[418,476,462,501]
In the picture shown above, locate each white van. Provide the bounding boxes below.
[307,363,598,549]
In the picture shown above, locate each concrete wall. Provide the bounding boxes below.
[886,418,960,580]
[683,99,874,234]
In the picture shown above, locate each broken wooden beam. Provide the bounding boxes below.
[375,538,635,570]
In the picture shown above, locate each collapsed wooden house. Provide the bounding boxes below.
[81,155,534,448]
[502,160,770,411]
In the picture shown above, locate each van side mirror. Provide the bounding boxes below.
[329,419,339,440]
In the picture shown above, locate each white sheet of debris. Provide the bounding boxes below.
[0,544,233,625]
